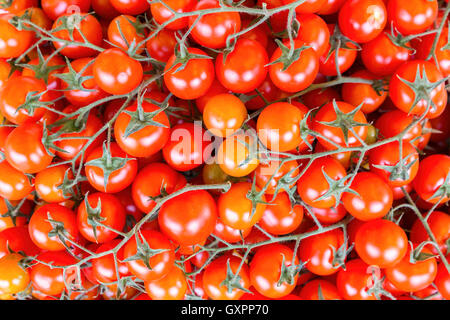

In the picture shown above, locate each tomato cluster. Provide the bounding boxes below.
[0,0,448,301]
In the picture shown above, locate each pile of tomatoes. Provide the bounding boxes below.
[0,0,449,301]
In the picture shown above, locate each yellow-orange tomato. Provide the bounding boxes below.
[0,253,30,295]
[203,93,247,137]
[217,132,259,177]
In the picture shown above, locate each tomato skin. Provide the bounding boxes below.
[91,239,130,283]
[282,0,326,14]
[336,259,377,300]
[54,106,106,162]
[257,102,305,152]
[0,253,30,295]
[4,123,53,174]
[385,247,438,292]
[218,182,266,230]
[355,219,408,268]
[92,0,120,19]
[259,192,303,235]
[387,0,438,35]
[299,279,342,300]
[30,251,78,296]
[299,228,345,276]
[159,190,217,246]
[0,76,48,125]
[203,255,250,300]
[389,60,447,119]
[341,70,387,114]
[0,13,34,59]
[203,93,247,138]
[375,110,422,144]
[314,101,368,150]
[253,159,300,195]
[85,142,138,193]
[114,100,170,158]
[150,0,196,30]
[52,13,102,59]
[41,0,91,21]
[250,244,299,298]
[317,0,346,14]
[162,123,211,172]
[145,266,187,300]
[217,132,259,178]
[297,156,347,209]
[132,162,186,214]
[435,258,450,300]
[93,48,143,95]
[308,204,347,224]
[146,29,177,63]
[216,39,268,93]
[413,154,450,204]
[28,204,78,251]
[35,165,73,203]
[369,141,419,188]
[319,26,357,76]
[77,193,126,243]
[342,172,393,221]
[414,27,450,78]
[188,0,241,49]
[295,14,330,57]
[0,161,34,201]
[61,57,108,107]
[269,40,319,93]
[123,230,175,282]
[107,15,146,54]
[0,59,19,89]
[213,218,252,243]
[361,31,411,76]
[110,0,149,15]
[410,211,450,255]
[338,0,386,44]
[164,48,214,100]
[0,226,40,259]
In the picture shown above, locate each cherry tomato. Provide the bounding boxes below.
[51,13,102,59]
[110,0,149,15]
[355,219,408,268]
[91,239,130,283]
[4,122,53,174]
[336,259,378,300]
[150,0,196,30]
[158,190,217,246]
[146,29,177,63]
[203,93,247,138]
[389,60,447,119]
[296,13,330,57]
[218,182,266,230]
[361,31,411,76]
[41,0,91,21]
[250,244,299,298]
[342,172,393,221]
[132,162,186,213]
[385,247,438,292]
[203,254,250,300]
[299,279,342,300]
[162,122,211,171]
[123,229,175,282]
[85,142,138,193]
[216,39,268,93]
[387,0,438,35]
[114,100,170,158]
[0,161,33,201]
[259,192,304,235]
[28,203,78,251]
[213,218,252,243]
[77,193,126,243]
[0,13,34,58]
[0,226,40,259]
[297,156,347,209]
[299,228,345,276]
[188,0,241,49]
[413,154,450,204]
[338,0,386,43]
[269,40,319,93]
[93,48,143,95]
[164,48,214,100]
[369,141,419,187]
[253,158,300,195]
[107,15,147,54]
[0,253,30,295]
